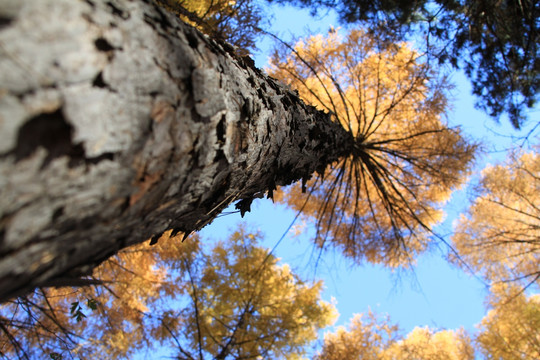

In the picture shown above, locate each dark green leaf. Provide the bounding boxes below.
[87,298,98,311]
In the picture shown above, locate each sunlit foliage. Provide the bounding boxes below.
[156,228,337,359]
[156,0,266,55]
[269,0,539,128]
[269,29,476,267]
[452,149,540,295]
[0,246,164,359]
[476,285,540,360]
[0,229,336,359]
[314,311,475,360]
[313,312,400,360]
[383,327,475,360]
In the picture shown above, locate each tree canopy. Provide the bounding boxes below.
[156,0,267,55]
[4,228,536,359]
[451,148,540,297]
[315,298,540,360]
[313,311,400,360]
[0,0,538,358]
[0,229,336,359]
[476,286,540,360]
[268,28,476,267]
[314,311,475,360]
[268,0,539,128]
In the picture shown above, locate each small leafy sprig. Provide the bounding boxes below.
[69,298,98,322]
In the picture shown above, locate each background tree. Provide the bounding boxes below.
[382,327,475,360]
[314,311,475,360]
[0,228,336,359]
[267,0,539,128]
[156,0,267,55]
[268,29,476,267]
[313,312,400,360]
[0,241,166,358]
[476,286,540,360]
[454,0,539,128]
[160,228,337,359]
[451,148,540,297]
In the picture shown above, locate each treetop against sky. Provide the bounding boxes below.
[0,0,538,359]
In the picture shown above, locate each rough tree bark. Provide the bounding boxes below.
[0,0,355,301]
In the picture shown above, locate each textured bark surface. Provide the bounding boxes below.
[0,0,354,300]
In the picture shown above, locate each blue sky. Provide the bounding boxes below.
[203,0,538,340]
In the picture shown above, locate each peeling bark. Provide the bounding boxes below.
[0,0,354,301]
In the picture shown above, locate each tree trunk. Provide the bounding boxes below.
[0,0,354,301]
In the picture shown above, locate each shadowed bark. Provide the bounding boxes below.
[0,0,354,301]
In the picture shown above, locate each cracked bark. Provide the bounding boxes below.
[0,0,355,301]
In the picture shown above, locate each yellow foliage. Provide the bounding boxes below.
[314,311,400,360]
[175,228,338,359]
[476,286,540,359]
[268,29,476,267]
[158,0,265,55]
[382,327,475,360]
[452,149,540,294]
[0,227,336,359]
[315,311,474,360]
